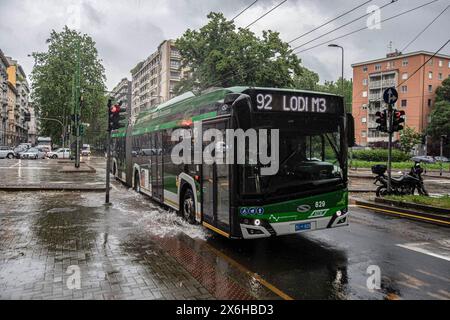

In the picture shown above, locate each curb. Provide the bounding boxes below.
[0,184,107,192]
[58,164,96,173]
[375,197,450,215]
[354,199,450,227]
[349,189,375,193]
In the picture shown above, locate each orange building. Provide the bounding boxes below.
[352,51,450,147]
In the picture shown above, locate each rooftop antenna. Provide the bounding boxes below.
[388,41,393,54]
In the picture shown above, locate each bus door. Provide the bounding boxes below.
[202,120,230,234]
[151,132,163,201]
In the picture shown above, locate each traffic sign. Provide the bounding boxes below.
[383,87,398,105]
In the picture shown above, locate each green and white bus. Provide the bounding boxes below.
[111,87,355,239]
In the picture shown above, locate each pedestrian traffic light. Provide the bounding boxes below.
[393,110,406,132]
[376,110,388,133]
[108,100,127,131]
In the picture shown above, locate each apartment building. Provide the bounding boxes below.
[6,57,31,145]
[130,40,183,121]
[112,78,132,109]
[0,49,9,145]
[352,50,450,146]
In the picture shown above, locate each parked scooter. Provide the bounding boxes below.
[372,162,429,197]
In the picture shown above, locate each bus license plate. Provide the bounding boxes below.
[295,223,311,232]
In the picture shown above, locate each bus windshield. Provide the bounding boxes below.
[239,125,344,198]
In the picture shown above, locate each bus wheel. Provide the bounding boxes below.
[134,171,140,193]
[181,188,196,224]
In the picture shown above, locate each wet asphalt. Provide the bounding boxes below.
[0,157,449,300]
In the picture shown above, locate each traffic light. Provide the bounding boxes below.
[24,112,31,122]
[375,110,388,133]
[392,110,406,132]
[108,100,127,131]
[80,124,85,136]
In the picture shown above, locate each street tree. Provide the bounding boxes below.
[31,26,107,146]
[317,78,353,112]
[435,76,450,103]
[174,12,318,94]
[399,126,422,154]
[427,100,450,139]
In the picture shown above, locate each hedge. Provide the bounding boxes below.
[351,149,410,162]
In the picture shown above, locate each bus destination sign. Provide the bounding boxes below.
[250,91,339,114]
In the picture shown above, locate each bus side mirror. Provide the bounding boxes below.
[347,113,355,148]
[230,94,252,130]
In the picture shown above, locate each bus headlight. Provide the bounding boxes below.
[254,219,261,226]
[336,211,342,217]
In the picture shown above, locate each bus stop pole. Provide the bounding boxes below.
[105,130,111,204]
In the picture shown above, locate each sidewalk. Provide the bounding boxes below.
[0,158,104,191]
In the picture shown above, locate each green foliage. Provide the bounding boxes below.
[174,12,316,94]
[351,160,450,171]
[352,149,410,162]
[31,26,107,146]
[427,100,450,139]
[435,76,450,103]
[292,67,320,91]
[385,195,450,209]
[399,127,422,154]
[316,78,353,112]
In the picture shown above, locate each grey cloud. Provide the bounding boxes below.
[0,0,448,90]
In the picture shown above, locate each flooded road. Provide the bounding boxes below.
[0,158,449,300]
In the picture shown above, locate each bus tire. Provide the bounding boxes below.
[181,188,196,224]
[134,170,140,193]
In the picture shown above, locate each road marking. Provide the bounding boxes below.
[203,242,294,301]
[417,269,450,283]
[356,205,450,226]
[397,242,450,262]
[9,162,21,168]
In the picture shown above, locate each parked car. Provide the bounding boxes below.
[434,156,449,163]
[81,144,91,157]
[47,148,71,159]
[411,156,436,164]
[18,143,31,150]
[14,145,29,158]
[21,147,46,159]
[0,146,15,159]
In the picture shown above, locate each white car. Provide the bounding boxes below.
[21,147,47,159]
[47,148,71,159]
[0,146,15,159]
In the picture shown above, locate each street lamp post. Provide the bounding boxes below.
[328,44,345,98]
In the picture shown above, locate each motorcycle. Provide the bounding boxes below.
[372,162,429,197]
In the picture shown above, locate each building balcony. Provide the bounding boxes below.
[369,79,397,89]
[368,94,383,101]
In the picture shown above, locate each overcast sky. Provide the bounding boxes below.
[1,0,449,90]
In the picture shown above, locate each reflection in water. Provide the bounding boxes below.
[207,234,350,300]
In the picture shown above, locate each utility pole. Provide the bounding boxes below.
[74,40,81,169]
[383,87,399,194]
[387,104,393,193]
[440,135,445,177]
